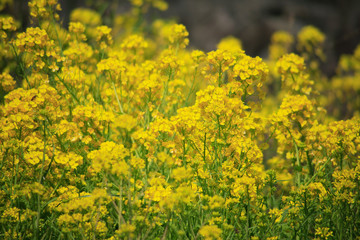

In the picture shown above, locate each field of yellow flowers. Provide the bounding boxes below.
[0,0,359,239]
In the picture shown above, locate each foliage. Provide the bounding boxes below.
[0,0,360,239]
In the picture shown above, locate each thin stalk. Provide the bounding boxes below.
[11,44,31,88]
[54,72,80,103]
[112,81,124,114]
[286,126,302,187]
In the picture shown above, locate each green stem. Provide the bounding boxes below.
[304,156,331,186]
[218,62,222,87]
[10,44,31,88]
[184,67,198,107]
[286,126,301,187]
[158,68,172,113]
[54,72,80,103]
[112,81,124,114]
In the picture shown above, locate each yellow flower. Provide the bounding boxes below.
[171,166,192,182]
[54,151,83,169]
[70,8,101,27]
[130,0,168,11]
[130,157,145,169]
[121,34,148,52]
[276,53,305,76]
[114,114,138,131]
[1,207,20,222]
[297,25,325,59]
[0,72,16,91]
[0,15,17,40]
[208,195,225,210]
[315,227,333,240]
[116,223,136,238]
[13,27,63,71]
[68,21,87,41]
[274,94,314,126]
[95,25,113,49]
[269,208,282,223]
[231,175,257,199]
[144,176,172,202]
[88,141,129,175]
[63,41,94,67]
[196,85,248,119]
[207,49,236,72]
[28,0,61,20]
[199,225,222,240]
[161,23,189,49]
[217,36,243,52]
[272,31,294,46]
[233,55,268,83]
[97,57,126,76]
[307,182,327,201]
[269,30,294,60]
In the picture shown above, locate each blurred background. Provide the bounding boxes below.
[4,0,360,76]
[162,0,360,76]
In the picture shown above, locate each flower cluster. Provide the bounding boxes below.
[28,0,62,21]
[269,30,294,60]
[0,72,16,92]
[13,27,64,72]
[297,25,326,60]
[0,15,16,40]
[0,1,359,240]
